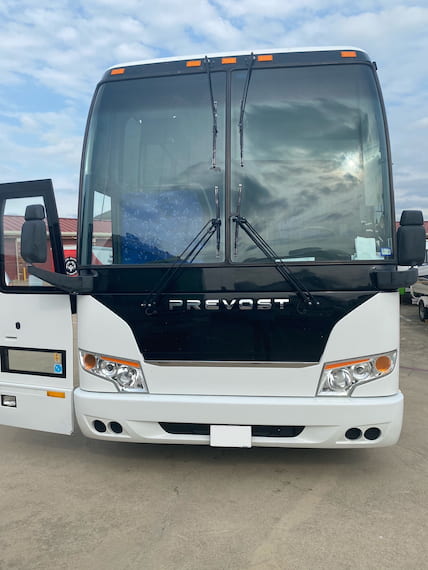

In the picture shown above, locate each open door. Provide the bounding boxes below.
[0,180,74,434]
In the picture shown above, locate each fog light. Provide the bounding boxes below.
[364,427,381,440]
[345,428,362,440]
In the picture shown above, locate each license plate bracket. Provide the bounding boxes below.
[210,425,252,448]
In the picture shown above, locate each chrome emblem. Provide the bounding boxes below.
[168,298,290,311]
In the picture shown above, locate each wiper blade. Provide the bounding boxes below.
[234,183,243,256]
[214,184,220,257]
[204,56,218,170]
[238,52,256,167]
[143,187,221,315]
[232,214,318,307]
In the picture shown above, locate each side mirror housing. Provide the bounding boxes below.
[21,204,48,263]
[397,210,426,266]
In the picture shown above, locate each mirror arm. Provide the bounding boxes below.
[28,265,95,294]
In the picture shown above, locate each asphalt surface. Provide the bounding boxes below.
[0,303,427,570]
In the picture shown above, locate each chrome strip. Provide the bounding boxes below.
[144,360,317,368]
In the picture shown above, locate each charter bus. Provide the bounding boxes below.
[0,48,425,448]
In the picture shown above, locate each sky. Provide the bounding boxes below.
[0,0,427,219]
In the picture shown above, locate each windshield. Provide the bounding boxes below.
[231,64,393,262]
[81,62,393,266]
[81,72,226,265]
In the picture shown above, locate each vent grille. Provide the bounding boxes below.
[159,423,304,438]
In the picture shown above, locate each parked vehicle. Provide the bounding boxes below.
[411,276,428,322]
[0,48,426,448]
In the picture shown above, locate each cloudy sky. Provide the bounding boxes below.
[0,0,427,218]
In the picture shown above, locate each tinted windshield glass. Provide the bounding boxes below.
[231,64,393,262]
[81,63,393,266]
[81,72,225,265]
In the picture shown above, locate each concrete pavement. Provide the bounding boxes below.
[0,303,426,570]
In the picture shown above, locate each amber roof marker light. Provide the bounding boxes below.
[257,54,273,62]
[111,67,126,75]
[186,60,202,67]
[341,51,357,58]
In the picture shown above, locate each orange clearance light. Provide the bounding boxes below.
[186,60,202,67]
[102,356,139,368]
[83,353,97,371]
[47,391,66,399]
[258,54,273,62]
[375,356,392,373]
[111,68,126,75]
[325,358,370,370]
[222,57,237,64]
[341,51,357,58]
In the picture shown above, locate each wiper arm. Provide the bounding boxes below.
[234,183,243,256]
[232,214,318,307]
[214,185,220,257]
[238,52,256,167]
[204,56,218,170]
[143,187,221,315]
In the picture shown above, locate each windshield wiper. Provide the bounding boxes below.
[204,56,218,170]
[238,52,256,167]
[232,213,318,307]
[214,184,221,257]
[142,186,221,315]
[234,183,243,256]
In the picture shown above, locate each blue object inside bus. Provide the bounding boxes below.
[121,189,207,263]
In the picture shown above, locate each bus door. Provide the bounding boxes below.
[0,180,74,434]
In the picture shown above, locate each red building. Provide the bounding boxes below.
[3,216,111,285]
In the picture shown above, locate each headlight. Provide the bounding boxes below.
[80,351,147,392]
[317,351,397,396]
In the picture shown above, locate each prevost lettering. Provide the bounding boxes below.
[168,299,290,311]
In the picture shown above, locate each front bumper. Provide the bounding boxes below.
[74,389,403,448]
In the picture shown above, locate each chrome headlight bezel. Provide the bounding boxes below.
[79,350,148,392]
[317,351,397,396]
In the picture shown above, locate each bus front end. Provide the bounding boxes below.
[75,49,409,447]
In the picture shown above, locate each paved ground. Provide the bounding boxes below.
[0,304,427,570]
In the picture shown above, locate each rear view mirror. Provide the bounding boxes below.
[20,204,47,263]
[397,210,426,266]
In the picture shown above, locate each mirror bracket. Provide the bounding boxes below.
[28,266,95,294]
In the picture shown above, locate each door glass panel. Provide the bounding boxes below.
[92,191,113,265]
[3,196,54,287]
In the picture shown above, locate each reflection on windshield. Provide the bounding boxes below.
[231,65,392,262]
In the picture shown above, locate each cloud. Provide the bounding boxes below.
[0,0,427,219]
[413,117,428,129]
